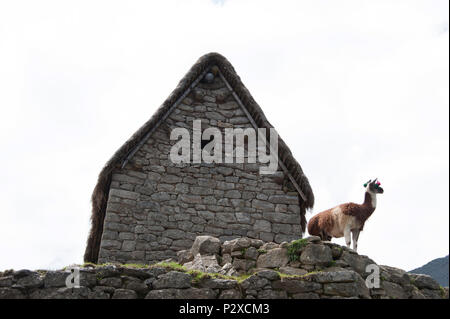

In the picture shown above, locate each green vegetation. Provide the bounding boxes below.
[299,270,320,278]
[66,262,118,271]
[187,270,209,284]
[187,268,252,284]
[235,274,252,283]
[276,270,320,280]
[287,238,308,262]
[153,261,187,271]
[278,272,303,279]
[152,261,252,283]
[440,286,446,298]
[61,261,323,287]
[257,249,267,254]
[327,260,336,267]
[122,263,150,269]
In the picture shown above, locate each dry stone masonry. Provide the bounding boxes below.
[1,236,447,299]
[98,71,303,265]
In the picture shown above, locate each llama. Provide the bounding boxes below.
[307,179,384,251]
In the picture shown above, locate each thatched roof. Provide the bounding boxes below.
[84,52,314,263]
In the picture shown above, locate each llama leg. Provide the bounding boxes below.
[320,231,326,241]
[344,225,351,248]
[322,232,331,241]
[351,229,360,252]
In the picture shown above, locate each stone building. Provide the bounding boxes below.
[84,53,314,264]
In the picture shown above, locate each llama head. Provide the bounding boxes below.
[364,179,384,194]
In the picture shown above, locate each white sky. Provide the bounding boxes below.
[0,0,448,272]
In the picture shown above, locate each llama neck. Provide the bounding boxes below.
[363,191,377,210]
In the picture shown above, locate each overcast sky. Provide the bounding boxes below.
[0,0,448,272]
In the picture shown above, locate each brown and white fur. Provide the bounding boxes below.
[307,179,384,252]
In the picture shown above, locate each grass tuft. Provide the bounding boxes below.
[287,238,308,262]
[152,261,187,271]
[439,286,446,298]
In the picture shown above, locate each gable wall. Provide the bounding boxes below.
[97,75,302,264]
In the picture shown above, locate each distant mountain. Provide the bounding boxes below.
[410,255,449,287]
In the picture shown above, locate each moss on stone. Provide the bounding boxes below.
[122,263,150,269]
[152,261,187,271]
[439,286,446,298]
[187,270,209,284]
[150,261,252,284]
[287,238,308,262]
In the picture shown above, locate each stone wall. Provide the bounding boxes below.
[1,236,447,299]
[98,74,302,264]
